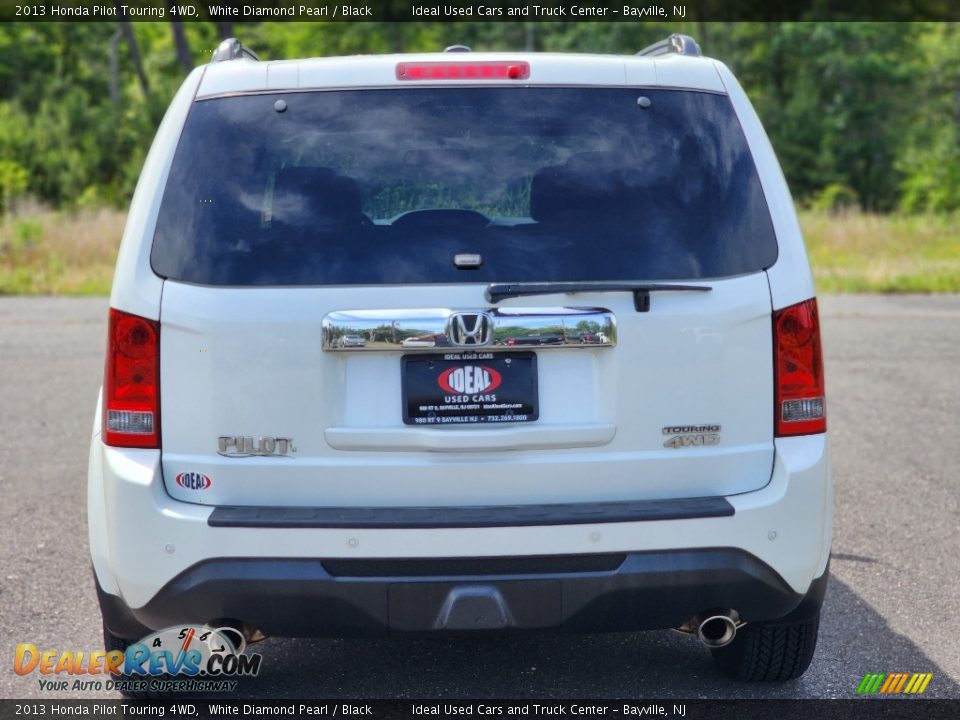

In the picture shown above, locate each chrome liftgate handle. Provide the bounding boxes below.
[321,307,619,352]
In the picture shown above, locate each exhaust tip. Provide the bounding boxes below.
[208,618,268,647]
[697,614,738,648]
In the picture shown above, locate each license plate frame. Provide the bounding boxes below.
[402,352,538,426]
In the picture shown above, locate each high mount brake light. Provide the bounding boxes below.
[396,61,530,81]
[103,308,160,448]
[773,298,826,436]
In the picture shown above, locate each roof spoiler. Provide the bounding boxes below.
[211,38,260,64]
[637,33,702,58]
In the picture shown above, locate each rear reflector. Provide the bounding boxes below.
[396,61,530,81]
[773,298,826,436]
[106,409,154,435]
[103,308,160,448]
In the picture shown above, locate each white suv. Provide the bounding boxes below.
[89,35,831,682]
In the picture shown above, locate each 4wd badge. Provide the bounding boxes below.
[662,424,721,449]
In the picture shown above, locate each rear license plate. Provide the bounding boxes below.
[402,352,538,425]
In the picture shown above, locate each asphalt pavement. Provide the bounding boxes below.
[0,294,957,700]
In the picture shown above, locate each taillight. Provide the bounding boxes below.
[396,61,530,81]
[103,308,160,448]
[773,298,826,436]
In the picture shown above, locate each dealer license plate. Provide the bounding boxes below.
[402,352,538,426]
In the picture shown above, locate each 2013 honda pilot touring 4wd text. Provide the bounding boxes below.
[89,35,831,682]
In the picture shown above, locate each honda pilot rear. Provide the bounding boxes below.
[90,36,831,682]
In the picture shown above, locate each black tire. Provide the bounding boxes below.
[710,612,820,681]
[102,624,173,699]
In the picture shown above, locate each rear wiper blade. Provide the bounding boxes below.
[485,282,712,312]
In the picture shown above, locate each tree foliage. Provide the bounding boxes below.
[1,20,959,213]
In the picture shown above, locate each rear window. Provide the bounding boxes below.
[151,87,777,286]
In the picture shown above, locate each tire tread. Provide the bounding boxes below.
[711,614,820,681]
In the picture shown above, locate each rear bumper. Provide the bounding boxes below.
[89,434,832,633]
[98,550,829,640]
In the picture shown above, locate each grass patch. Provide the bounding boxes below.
[801,210,960,293]
[0,205,122,295]
[1,207,957,295]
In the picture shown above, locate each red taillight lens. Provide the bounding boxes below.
[103,308,160,448]
[774,298,826,436]
[396,61,530,81]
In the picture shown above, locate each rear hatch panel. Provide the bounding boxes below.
[160,273,773,507]
[152,83,779,508]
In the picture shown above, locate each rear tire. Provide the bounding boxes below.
[710,612,820,681]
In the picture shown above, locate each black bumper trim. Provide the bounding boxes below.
[97,549,828,640]
[322,554,627,577]
[207,497,734,529]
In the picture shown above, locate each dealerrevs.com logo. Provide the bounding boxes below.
[14,625,262,693]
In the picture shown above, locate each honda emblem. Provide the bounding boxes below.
[447,312,494,347]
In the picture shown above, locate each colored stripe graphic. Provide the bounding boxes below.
[893,673,910,693]
[857,672,932,694]
[908,673,933,694]
[857,673,884,694]
[887,673,909,693]
[880,673,899,693]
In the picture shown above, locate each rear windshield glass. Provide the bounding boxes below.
[152,87,777,285]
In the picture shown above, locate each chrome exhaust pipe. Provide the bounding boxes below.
[696,614,738,648]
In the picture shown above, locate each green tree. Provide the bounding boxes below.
[898,23,960,212]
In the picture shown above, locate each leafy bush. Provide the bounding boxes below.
[0,159,28,214]
[809,184,860,214]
